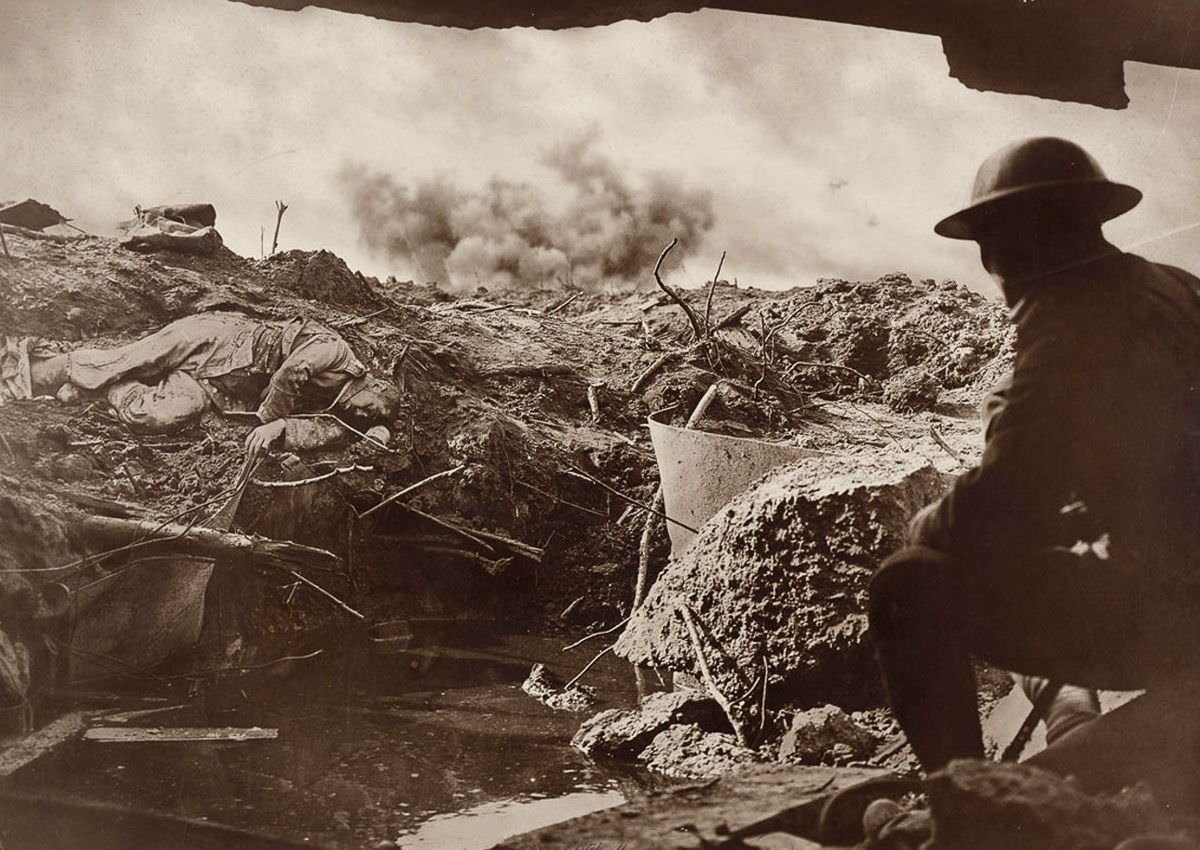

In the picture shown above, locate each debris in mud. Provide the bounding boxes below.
[571,690,726,761]
[637,722,761,780]
[777,704,878,766]
[521,662,597,712]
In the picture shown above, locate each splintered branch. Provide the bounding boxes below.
[929,424,966,467]
[79,515,339,573]
[631,350,678,394]
[653,238,706,340]
[357,464,465,519]
[563,644,613,690]
[703,250,726,334]
[679,604,748,747]
[270,200,289,255]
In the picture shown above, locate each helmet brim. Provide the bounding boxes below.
[934,179,1142,241]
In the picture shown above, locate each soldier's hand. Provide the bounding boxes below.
[245,420,286,455]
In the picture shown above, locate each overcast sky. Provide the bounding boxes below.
[4,0,1200,294]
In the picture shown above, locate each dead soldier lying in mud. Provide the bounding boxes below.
[2,311,401,453]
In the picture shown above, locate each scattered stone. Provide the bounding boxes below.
[615,452,948,706]
[778,704,877,765]
[520,663,596,713]
[638,723,760,779]
[571,690,725,760]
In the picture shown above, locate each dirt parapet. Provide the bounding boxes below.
[614,451,948,708]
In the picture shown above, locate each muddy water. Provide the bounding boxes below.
[10,632,638,849]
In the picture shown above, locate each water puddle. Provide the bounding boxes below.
[4,631,638,849]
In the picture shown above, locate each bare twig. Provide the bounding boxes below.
[783,360,876,385]
[562,617,630,651]
[758,654,770,740]
[331,306,388,328]
[515,478,607,518]
[631,350,677,394]
[679,604,748,747]
[544,292,580,316]
[565,467,698,534]
[563,644,613,690]
[389,505,497,554]
[634,486,665,610]
[459,526,544,562]
[0,223,82,242]
[929,424,966,467]
[289,413,401,453]
[703,250,726,333]
[160,648,325,680]
[287,569,363,619]
[252,463,375,489]
[652,238,705,340]
[270,200,288,255]
[381,505,543,562]
[119,465,142,497]
[357,464,465,519]
[685,381,723,429]
[0,431,15,463]
[0,225,10,259]
[714,303,752,330]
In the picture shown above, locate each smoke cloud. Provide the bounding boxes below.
[340,131,715,290]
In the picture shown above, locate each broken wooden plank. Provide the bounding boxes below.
[84,726,277,743]
[97,704,186,725]
[0,712,86,776]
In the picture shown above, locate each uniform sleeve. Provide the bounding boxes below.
[256,337,348,422]
[912,294,1111,556]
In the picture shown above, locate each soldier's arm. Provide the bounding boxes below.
[913,294,1106,556]
[256,337,347,422]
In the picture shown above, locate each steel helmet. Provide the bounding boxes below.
[934,137,1141,240]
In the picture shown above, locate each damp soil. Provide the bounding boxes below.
[3,630,640,850]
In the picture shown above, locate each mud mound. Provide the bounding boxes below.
[0,485,86,623]
[927,760,1171,850]
[615,451,947,707]
[767,274,1013,410]
[261,249,378,307]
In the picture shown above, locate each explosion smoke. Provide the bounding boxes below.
[340,132,715,290]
